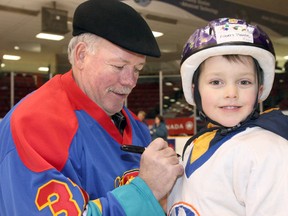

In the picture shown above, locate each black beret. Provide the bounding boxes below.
[72,0,161,57]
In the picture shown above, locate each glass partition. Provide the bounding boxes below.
[1,70,287,134]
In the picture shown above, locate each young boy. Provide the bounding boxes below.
[167,18,288,215]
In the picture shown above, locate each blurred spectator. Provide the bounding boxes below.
[137,110,147,123]
[151,115,168,141]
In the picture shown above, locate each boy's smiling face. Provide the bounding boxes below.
[197,55,263,127]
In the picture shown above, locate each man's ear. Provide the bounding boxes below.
[79,52,84,60]
[74,42,86,69]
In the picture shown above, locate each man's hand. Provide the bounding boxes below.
[138,138,184,200]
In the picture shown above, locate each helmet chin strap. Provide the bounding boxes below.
[198,98,260,136]
[182,95,260,159]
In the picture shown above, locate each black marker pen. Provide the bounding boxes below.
[121,145,181,158]
[120,145,145,154]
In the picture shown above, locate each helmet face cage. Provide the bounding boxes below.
[180,18,276,106]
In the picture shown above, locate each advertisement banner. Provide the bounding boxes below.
[147,117,195,136]
[157,0,288,36]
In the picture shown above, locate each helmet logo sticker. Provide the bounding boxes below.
[215,23,254,44]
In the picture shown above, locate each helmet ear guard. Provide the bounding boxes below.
[180,18,276,106]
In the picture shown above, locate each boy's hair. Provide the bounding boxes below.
[194,55,264,85]
[223,55,263,86]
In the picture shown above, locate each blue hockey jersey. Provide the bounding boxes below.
[0,71,164,215]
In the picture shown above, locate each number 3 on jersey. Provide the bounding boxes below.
[35,180,82,215]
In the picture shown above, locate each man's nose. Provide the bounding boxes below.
[120,67,138,87]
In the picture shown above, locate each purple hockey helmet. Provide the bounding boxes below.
[180,18,275,105]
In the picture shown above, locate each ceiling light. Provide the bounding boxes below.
[152,31,163,38]
[36,33,64,41]
[170,99,176,102]
[38,67,49,72]
[1,63,5,68]
[284,55,288,60]
[3,55,21,60]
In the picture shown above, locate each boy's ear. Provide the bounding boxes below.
[258,85,264,101]
[191,83,195,96]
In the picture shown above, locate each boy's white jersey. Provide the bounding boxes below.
[167,111,288,216]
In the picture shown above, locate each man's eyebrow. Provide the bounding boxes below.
[118,56,146,66]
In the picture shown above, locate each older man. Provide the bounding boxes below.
[0,0,183,215]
